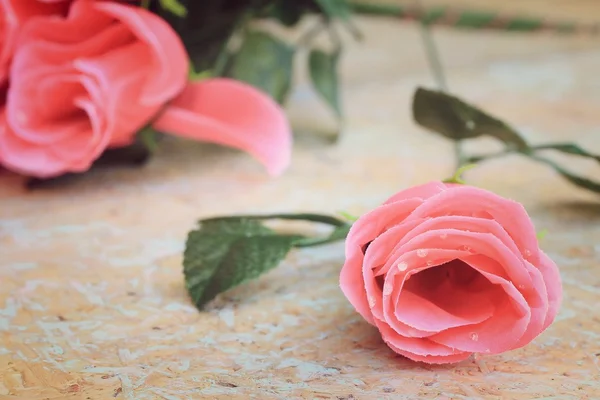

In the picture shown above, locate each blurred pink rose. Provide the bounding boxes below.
[0,0,70,85]
[0,0,188,177]
[340,181,562,364]
[0,0,291,178]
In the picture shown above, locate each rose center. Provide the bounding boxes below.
[395,259,501,331]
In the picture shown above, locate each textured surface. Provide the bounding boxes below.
[1,8,600,400]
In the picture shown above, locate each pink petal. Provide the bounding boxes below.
[390,347,472,364]
[93,1,188,104]
[383,181,448,205]
[340,198,423,325]
[383,249,472,338]
[152,78,292,176]
[538,251,562,329]
[512,261,548,348]
[408,185,540,265]
[393,260,498,332]
[387,216,533,289]
[430,259,531,353]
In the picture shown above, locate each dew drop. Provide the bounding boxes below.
[368,296,376,308]
[397,262,408,272]
[383,284,393,296]
[518,284,525,290]
[524,249,532,257]
[470,332,479,342]
[439,233,448,239]
[426,260,434,266]
[417,249,428,258]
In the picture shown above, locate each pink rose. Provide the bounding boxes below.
[0,0,70,85]
[0,0,292,178]
[340,181,562,364]
[0,0,188,177]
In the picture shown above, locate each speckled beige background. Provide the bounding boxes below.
[1,2,600,399]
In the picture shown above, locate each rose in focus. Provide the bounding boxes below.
[0,0,291,178]
[340,181,562,364]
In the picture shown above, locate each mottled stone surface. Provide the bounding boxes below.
[1,8,600,400]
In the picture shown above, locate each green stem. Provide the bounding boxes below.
[415,1,464,168]
[141,0,151,9]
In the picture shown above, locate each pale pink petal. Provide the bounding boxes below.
[386,216,533,289]
[393,260,498,332]
[382,228,533,290]
[538,251,562,329]
[430,260,531,353]
[152,79,292,176]
[512,261,548,348]
[94,1,188,104]
[389,347,472,364]
[383,181,448,205]
[408,185,540,265]
[340,198,423,325]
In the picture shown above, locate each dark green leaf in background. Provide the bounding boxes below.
[314,0,352,20]
[227,30,295,104]
[309,49,343,118]
[532,155,600,194]
[412,87,529,151]
[533,143,600,163]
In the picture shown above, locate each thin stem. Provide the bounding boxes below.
[297,16,327,47]
[415,0,463,168]
[141,0,151,9]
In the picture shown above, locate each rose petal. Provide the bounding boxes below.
[385,216,533,289]
[538,251,562,329]
[382,228,533,291]
[393,259,498,332]
[430,259,531,353]
[512,261,549,348]
[387,346,472,364]
[407,185,540,265]
[340,198,423,325]
[383,181,448,205]
[152,78,292,177]
[94,1,188,104]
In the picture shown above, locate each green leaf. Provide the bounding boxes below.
[532,155,600,194]
[309,49,342,118]
[158,0,187,17]
[533,143,600,163]
[264,0,305,27]
[412,87,529,151]
[183,214,351,309]
[227,30,295,104]
[315,0,352,20]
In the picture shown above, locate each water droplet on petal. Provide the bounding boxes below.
[524,249,532,257]
[368,296,376,308]
[439,233,448,239]
[470,332,479,341]
[397,262,408,272]
[518,284,525,290]
[383,283,393,296]
[426,260,434,266]
[417,249,428,258]
[485,348,491,353]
